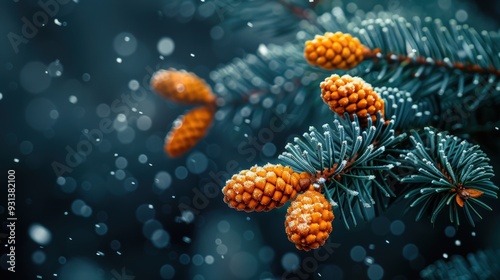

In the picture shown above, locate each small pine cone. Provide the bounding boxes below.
[151,69,215,104]
[165,105,214,157]
[285,190,334,251]
[304,32,365,70]
[320,74,385,125]
[222,164,311,212]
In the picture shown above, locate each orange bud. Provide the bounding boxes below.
[165,105,214,157]
[320,74,385,125]
[151,69,215,104]
[285,190,334,251]
[222,164,311,212]
[304,32,365,70]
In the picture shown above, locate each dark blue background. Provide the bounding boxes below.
[1,1,500,279]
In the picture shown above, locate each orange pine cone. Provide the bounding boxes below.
[304,32,365,70]
[151,69,215,104]
[222,164,311,212]
[320,74,385,125]
[285,190,334,251]
[165,105,214,157]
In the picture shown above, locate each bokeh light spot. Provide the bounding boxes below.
[350,245,366,262]
[281,252,300,271]
[186,152,208,174]
[113,32,138,56]
[157,37,175,56]
[20,61,51,93]
[402,243,419,261]
[160,264,175,279]
[29,224,52,245]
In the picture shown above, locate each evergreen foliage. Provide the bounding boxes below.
[157,0,500,268]
[155,0,500,228]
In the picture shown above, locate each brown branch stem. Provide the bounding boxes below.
[363,47,500,77]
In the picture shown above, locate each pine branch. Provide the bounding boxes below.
[208,12,500,134]
[163,1,500,253]
[222,1,308,38]
[277,113,406,229]
[420,248,500,279]
[309,11,500,130]
[311,11,500,78]
[379,87,435,131]
[400,127,498,227]
[209,49,438,134]
[162,0,323,39]
[209,43,328,129]
[175,1,500,132]
[220,0,344,39]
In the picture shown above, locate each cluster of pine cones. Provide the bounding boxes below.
[149,31,390,250]
[222,164,334,251]
[150,69,216,157]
